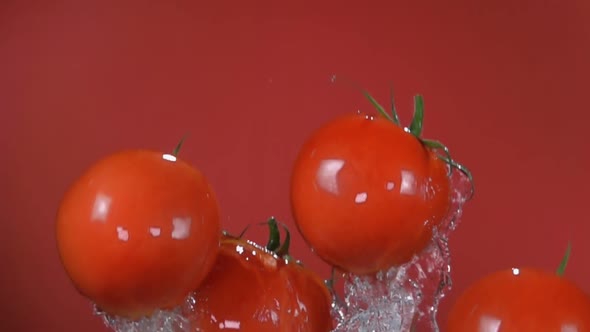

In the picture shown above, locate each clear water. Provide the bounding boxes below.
[332,169,472,332]
[95,169,471,332]
[94,295,197,332]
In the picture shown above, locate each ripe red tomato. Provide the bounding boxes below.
[56,149,221,319]
[290,109,451,275]
[447,267,590,331]
[190,225,334,332]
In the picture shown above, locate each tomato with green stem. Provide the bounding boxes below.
[190,217,334,332]
[447,243,590,331]
[290,88,472,275]
[56,139,221,319]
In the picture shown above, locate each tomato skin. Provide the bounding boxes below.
[191,236,334,332]
[447,268,590,332]
[290,113,450,275]
[56,150,221,319]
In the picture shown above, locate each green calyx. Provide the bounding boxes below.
[363,89,474,198]
[324,267,346,309]
[172,135,187,157]
[324,266,337,290]
[221,217,295,262]
[263,217,292,259]
[222,224,251,239]
[555,241,572,277]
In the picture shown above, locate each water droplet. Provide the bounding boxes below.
[354,192,368,204]
[149,227,161,237]
[116,226,129,242]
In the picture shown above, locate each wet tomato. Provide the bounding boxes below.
[290,93,458,275]
[56,149,221,319]
[447,267,590,331]
[191,219,334,332]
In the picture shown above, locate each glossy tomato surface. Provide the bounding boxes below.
[447,267,590,331]
[290,113,450,275]
[56,149,221,319]
[191,236,334,332]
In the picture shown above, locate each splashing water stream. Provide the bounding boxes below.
[332,169,472,332]
[95,169,471,332]
[95,295,197,332]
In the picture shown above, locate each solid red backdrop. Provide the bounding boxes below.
[1,0,589,331]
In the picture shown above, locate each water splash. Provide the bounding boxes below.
[93,169,471,332]
[332,169,472,332]
[94,295,197,332]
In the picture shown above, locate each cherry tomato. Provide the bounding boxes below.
[447,267,590,331]
[190,225,334,332]
[290,112,451,275]
[56,149,221,319]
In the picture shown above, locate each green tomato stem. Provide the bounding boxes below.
[362,90,397,124]
[389,85,401,125]
[409,95,424,137]
[275,222,291,257]
[237,224,250,239]
[221,224,250,239]
[172,135,187,157]
[325,266,336,290]
[265,217,281,252]
[555,242,572,276]
[362,89,475,199]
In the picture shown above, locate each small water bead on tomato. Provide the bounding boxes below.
[56,148,221,319]
[291,91,472,275]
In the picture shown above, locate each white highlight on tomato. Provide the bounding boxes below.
[171,217,191,240]
[116,226,129,242]
[400,170,417,195]
[386,181,395,191]
[162,153,177,162]
[561,324,579,332]
[478,315,501,332]
[512,268,520,276]
[149,227,161,237]
[91,193,112,222]
[219,320,241,329]
[355,192,368,204]
[316,159,345,195]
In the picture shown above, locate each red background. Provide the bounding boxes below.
[2,1,590,331]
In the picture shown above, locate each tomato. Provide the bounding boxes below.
[56,149,221,319]
[290,104,452,275]
[190,220,334,332]
[447,267,590,331]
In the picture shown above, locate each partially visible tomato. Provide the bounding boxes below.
[447,267,590,331]
[56,149,221,319]
[190,219,334,332]
[290,93,454,275]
